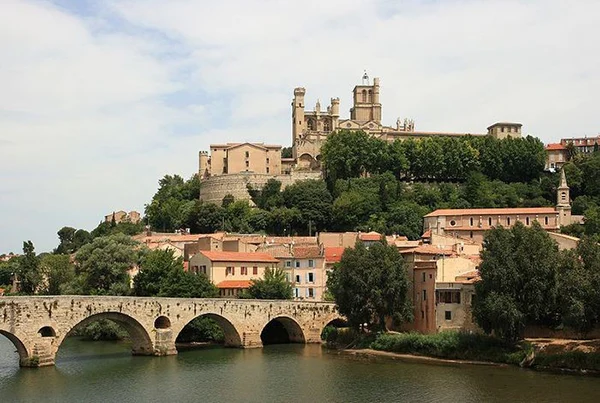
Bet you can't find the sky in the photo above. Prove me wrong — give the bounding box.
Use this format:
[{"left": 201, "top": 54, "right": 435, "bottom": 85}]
[{"left": 1, "top": 0, "right": 599, "bottom": 253}]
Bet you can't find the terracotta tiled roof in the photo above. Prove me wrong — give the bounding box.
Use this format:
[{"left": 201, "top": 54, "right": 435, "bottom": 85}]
[
  {"left": 545, "top": 143, "right": 567, "bottom": 151},
  {"left": 324, "top": 247, "right": 345, "bottom": 263},
  {"left": 359, "top": 231, "right": 382, "bottom": 241},
  {"left": 293, "top": 245, "right": 322, "bottom": 258},
  {"left": 425, "top": 207, "right": 557, "bottom": 217},
  {"left": 216, "top": 280, "right": 252, "bottom": 289},
  {"left": 421, "top": 229, "right": 432, "bottom": 238},
  {"left": 199, "top": 251, "right": 279, "bottom": 263},
  {"left": 455, "top": 270, "right": 480, "bottom": 284},
  {"left": 255, "top": 244, "right": 293, "bottom": 258},
  {"left": 400, "top": 245, "right": 454, "bottom": 255}
]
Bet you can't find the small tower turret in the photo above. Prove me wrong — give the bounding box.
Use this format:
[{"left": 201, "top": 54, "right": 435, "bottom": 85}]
[
  {"left": 292, "top": 87, "right": 306, "bottom": 159},
  {"left": 556, "top": 168, "right": 572, "bottom": 226}
]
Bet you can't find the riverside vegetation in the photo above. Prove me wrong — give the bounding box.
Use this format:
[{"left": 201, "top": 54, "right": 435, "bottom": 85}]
[{"left": 2, "top": 130, "right": 600, "bottom": 361}]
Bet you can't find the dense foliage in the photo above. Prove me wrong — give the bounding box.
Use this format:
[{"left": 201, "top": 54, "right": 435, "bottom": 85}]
[
  {"left": 474, "top": 223, "right": 600, "bottom": 341},
  {"left": 327, "top": 241, "right": 412, "bottom": 330},
  {"left": 241, "top": 268, "right": 293, "bottom": 300}
]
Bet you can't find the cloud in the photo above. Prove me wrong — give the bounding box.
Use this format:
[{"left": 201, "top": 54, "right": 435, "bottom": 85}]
[{"left": 1, "top": 0, "right": 599, "bottom": 252}]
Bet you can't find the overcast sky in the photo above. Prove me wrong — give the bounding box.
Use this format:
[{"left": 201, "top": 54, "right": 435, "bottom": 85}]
[{"left": 1, "top": 0, "right": 599, "bottom": 253}]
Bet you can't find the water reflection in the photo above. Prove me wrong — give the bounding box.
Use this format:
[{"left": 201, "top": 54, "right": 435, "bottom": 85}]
[{"left": 1, "top": 336, "right": 599, "bottom": 403}]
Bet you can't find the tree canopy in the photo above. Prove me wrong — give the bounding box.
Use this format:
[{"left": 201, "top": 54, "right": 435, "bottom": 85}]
[
  {"left": 242, "top": 267, "right": 293, "bottom": 300},
  {"left": 327, "top": 241, "right": 412, "bottom": 331}
]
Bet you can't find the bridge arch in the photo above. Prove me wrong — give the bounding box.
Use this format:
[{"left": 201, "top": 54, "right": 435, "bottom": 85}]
[
  {"left": 0, "top": 330, "right": 31, "bottom": 366},
  {"left": 57, "top": 312, "right": 154, "bottom": 356},
  {"left": 261, "top": 316, "right": 305, "bottom": 345},
  {"left": 175, "top": 313, "right": 242, "bottom": 348}
]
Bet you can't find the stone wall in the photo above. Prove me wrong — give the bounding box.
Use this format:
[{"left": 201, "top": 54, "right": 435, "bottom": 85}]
[
  {"left": 199, "top": 171, "right": 322, "bottom": 205},
  {"left": 0, "top": 296, "right": 340, "bottom": 367}
]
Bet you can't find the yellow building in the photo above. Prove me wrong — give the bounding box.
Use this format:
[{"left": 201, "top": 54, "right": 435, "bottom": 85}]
[{"left": 189, "top": 251, "right": 279, "bottom": 297}]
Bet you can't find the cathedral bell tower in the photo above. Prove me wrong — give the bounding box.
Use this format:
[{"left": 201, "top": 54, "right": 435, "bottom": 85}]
[
  {"left": 556, "top": 168, "right": 572, "bottom": 227},
  {"left": 350, "top": 71, "right": 381, "bottom": 123}
]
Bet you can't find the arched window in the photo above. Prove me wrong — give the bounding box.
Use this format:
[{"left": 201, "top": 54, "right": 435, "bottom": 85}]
[
  {"left": 368, "top": 89, "right": 373, "bottom": 103},
  {"left": 323, "top": 119, "right": 331, "bottom": 132},
  {"left": 307, "top": 118, "right": 316, "bottom": 131},
  {"left": 361, "top": 89, "right": 367, "bottom": 103}
]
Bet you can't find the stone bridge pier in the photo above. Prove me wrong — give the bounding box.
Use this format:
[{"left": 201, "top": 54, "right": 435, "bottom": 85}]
[{"left": 0, "top": 296, "right": 342, "bottom": 367}]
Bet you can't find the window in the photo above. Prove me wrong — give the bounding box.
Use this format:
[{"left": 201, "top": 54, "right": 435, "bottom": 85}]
[
  {"left": 323, "top": 120, "right": 331, "bottom": 132},
  {"left": 308, "top": 288, "right": 314, "bottom": 298},
  {"left": 469, "top": 217, "right": 474, "bottom": 226},
  {"left": 286, "top": 261, "right": 291, "bottom": 267},
  {"left": 191, "top": 266, "right": 199, "bottom": 274},
  {"left": 526, "top": 217, "right": 530, "bottom": 225},
  {"left": 241, "top": 267, "right": 247, "bottom": 275},
  {"left": 295, "top": 261, "right": 300, "bottom": 268},
  {"left": 422, "top": 290, "right": 427, "bottom": 301},
  {"left": 245, "top": 160, "right": 249, "bottom": 168},
  {"left": 422, "top": 272, "right": 426, "bottom": 282},
  {"left": 252, "top": 266, "right": 258, "bottom": 275},
  {"left": 308, "top": 272, "right": 314, "bottom": 283},
  {"left": 200, "top": 265, "right": 207, "bottom": 275},
  {"left": 449, "top": 220, "right": 456, "bottom": 226},
  {"left": 545, "top": 216, "right": 549, "bottom": 225},
  {"left": 308, "top": 259, "right": 314, "bottom": 267},
  {"left": 368, "top": 89, "right": 373, "bottom": 103},
  {"left": 245, "top": 151, "right": 249, "bottom": 158},
  {"left": 445, "top": 311, "right": 452, "bottom": 321},
  {"left": 226, "top": 266, "right": 234, "bottom": 276},
  {"left": 295, "top": 274, "right": 301, "bottom": 283},
  {"left": 361, "top": 89, "right": 367, "bottom": 102},
  {"left": 437, "top": 290, "right": 461, "bottom": 304},
  {"left": 294, "top": 288, "right": 300, "bottom": 298},
  {"left": 507, "top": 217, "right": 511, "bottom": 226},
  {"left": 266, "top": 158, "right": 270, "bottom": 164},
  {"left": 266, "top": 167, "right": 270, "bottom": 174},
  {"left": 429, "top": 274, "right": 433, "bottom": 279},
  {"left": 488, "top": 217, "right": 492, "bottom": 226},
  {"left": 421, "top": 311, "right": 425, "bottom": 319},
  {"left": 470, "top": 231, "right": 473, "bottom": 239}
]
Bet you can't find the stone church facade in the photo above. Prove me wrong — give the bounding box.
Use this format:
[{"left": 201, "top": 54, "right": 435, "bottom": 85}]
[{"left": 198, "top": 73, "right": 523, "bottom": 204}]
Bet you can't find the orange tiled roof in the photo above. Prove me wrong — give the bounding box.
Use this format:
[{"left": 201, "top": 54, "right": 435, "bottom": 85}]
[
  {"left": 425, "top": 207, "right": 557, "bottom": 217},
  {"left": 293, "top": 245, "right": 322, "bottom": 258},
  {"left": 324, "top": 247, "right": 345, "bottom": 263},
  {"left": 199, "top": 251, "right": 279, "bottom": 263},
  {"left": 400, "top": 245, "right": 454, "bottom": 255},
  {"left": 421, "top": 229, "right": 432, "bottom": 238},
  {"left": 545, "top": 143, "right": 567, "bottom": 151},
  {"left": 255, "top": 244, "right": 293, "bottom": 258},
  {"left": 359, "top": 231, "right": 382, "bottom": 241},
  {"left": 216, "top": 280, "right": 252, "bottom": 289}
]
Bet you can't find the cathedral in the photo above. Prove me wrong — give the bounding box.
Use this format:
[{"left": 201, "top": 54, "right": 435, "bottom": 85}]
[{"left": 292, "top": 71, "right": 522, "bottom": 171}]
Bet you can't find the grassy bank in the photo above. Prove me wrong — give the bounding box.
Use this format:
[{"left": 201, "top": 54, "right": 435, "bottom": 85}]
[
  {"left": 535, "top": 351, "right": 600, "bottom": 372},
  {"left": 370, "top": 332, "right": 528, "bottom": 365}
]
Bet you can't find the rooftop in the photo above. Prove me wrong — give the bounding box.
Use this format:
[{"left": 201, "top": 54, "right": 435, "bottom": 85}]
[
  {"left": 424, "top": 207, "right": 557, "bottom": 217},
  {"left": 216, "top": 280, "right": 252, "bottom": 289},
  {"left": 546, "top": 143, "right": 567, "bottom": 151},
  {"left": 324, "top": 247, "right": 345, "bottom": 263},
  {"left": 199, "top": 251, "right": 279, "bottom": 263}
]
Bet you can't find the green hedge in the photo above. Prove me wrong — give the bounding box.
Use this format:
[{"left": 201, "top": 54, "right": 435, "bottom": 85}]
[
  {"left": 536, "top": 351, "right": 600, "bottom": 371},
  {"left": 370, "top": 332, "right": 528, "bottom": 365}
]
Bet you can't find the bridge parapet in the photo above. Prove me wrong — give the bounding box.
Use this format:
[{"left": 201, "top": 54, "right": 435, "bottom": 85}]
[{"left": 0, "top": 296, "right": 341, "bottom": 367}]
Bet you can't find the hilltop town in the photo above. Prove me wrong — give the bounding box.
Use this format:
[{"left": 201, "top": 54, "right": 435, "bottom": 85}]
[{"left": 2, "top": 74, "right": 600, "bottom": 344}]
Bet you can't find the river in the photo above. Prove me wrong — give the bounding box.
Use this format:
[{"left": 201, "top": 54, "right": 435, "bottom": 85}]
[{"left": 1, "top": 337, "right": 599, "bottom": 403}]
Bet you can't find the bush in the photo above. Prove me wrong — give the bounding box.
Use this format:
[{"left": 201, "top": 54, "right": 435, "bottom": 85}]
[
  {"left": 176, "top": 317, "right": 225, "bottom": 344},
  {"left": 535, "top": 351, "right": 600, "bottom": 371},
  {"left": 71, "top": 319, "right": 128, "bottom": 341},
  {"left": 370, "top": 331, "right": 527, "bottom": 364}
]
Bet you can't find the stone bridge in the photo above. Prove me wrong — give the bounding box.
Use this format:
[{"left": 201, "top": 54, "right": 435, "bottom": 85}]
[{"left": 0, "top": 296, "right": 342, "bottom": 367}]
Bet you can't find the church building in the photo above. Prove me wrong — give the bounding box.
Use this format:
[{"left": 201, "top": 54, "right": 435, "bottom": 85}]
[{"left": 423, "top": 169, "right": 573, "bottom": 243}]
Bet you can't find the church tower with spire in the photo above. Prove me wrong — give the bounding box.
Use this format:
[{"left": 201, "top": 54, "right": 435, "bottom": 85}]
[{"left": 556, "top": 168, "right": 572, "bottom": 226}]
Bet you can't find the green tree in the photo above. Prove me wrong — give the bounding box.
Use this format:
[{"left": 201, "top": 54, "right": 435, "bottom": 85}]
[
  {"left": 39, "top": 254, "right": 75, "bottom": 295},
  {"left": 473, "top": 222, "right": 560, "bottom": 342},
  {"left": 158, "top": 269, "right": 219, "bottom": 298},
  {"left": 557, "top": 239, "right": 600, "bottom": 333},
  {"left": 282, "top": 179, "right": 332, "bottom": 232},
  {"left": 134, "top": 249, "right": 184, "bottom": 297},
  {"left": 327, "top": 241, "right": 412, "bottom": 331},
  {"left": 247, "top": 179, "right": 284, "bottom": 210},
  {"left": 320, "top": 130, "right": 376, "bottom": 183},
  {"left": 17, "top": 241, "right": 41, "bottom": 294},
  {"left": 75, "top": 233, "right": 141, "bottom": 295},
  {"left": 242, "top": 267, "right": 292, "bottom": 299}
]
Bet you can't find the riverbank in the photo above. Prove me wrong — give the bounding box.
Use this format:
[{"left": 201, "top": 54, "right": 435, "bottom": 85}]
[{"left": 325, "top": 330, "right": 600, "bottom": 375}]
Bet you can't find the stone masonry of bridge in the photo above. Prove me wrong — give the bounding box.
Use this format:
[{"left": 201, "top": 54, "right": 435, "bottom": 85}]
[{"left": 0, "top": 296, "right": 341, "bottom": 367}]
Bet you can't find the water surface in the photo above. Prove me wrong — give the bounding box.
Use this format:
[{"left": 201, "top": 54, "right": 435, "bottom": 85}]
[{"left": 0, "top": 337, "right": 599, "bottom": 403}]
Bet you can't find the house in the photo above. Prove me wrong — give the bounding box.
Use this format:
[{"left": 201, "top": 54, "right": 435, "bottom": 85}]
[
  {"left": 188, "top": 251, "right": 279, "bottom": 297},
  {"left": 545, "top": 143, "right": 568, "bottom": 171}
]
